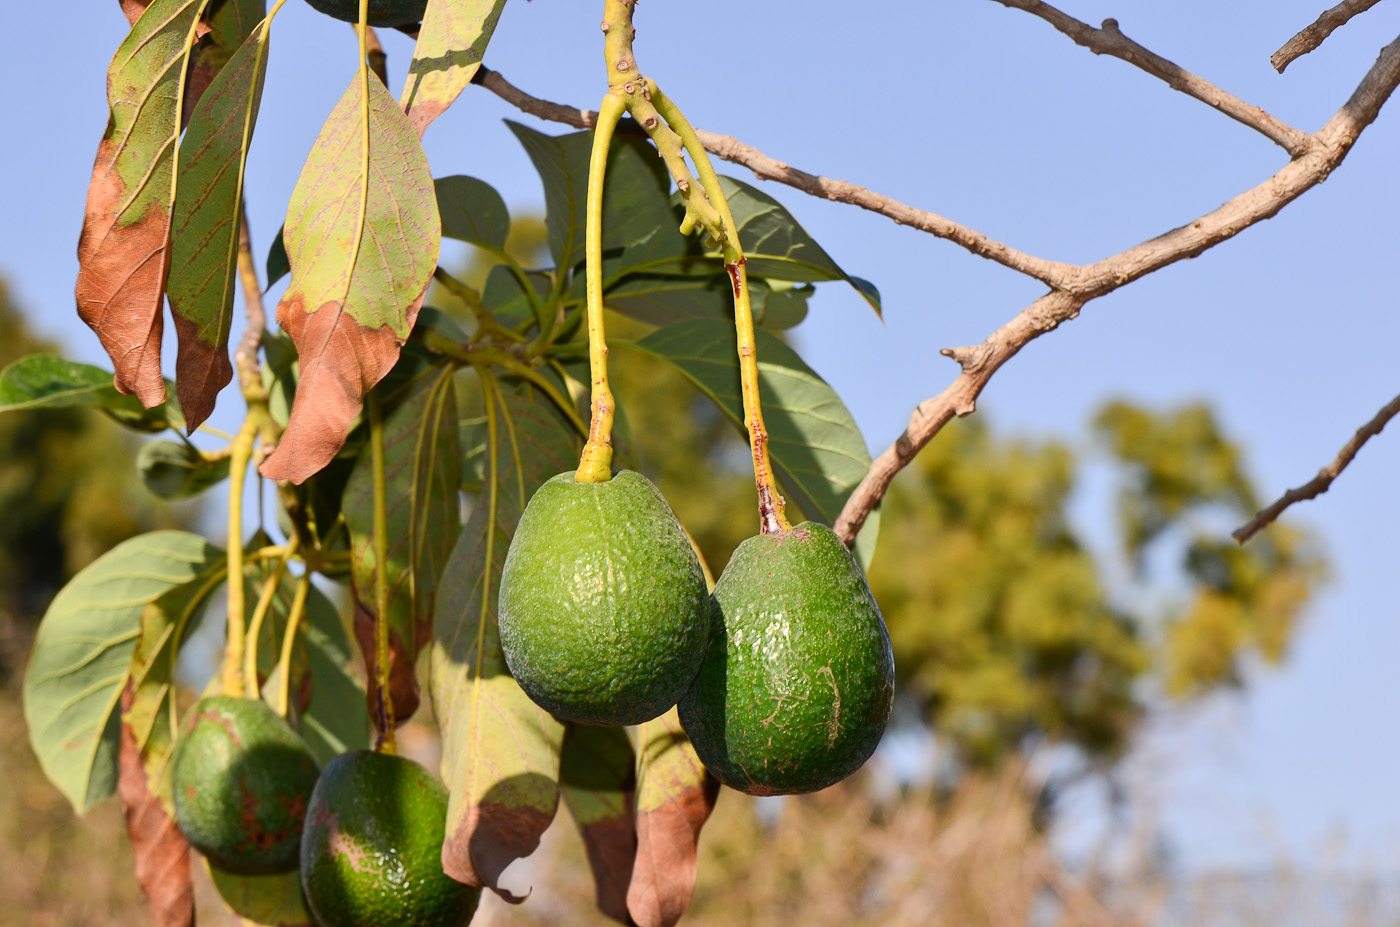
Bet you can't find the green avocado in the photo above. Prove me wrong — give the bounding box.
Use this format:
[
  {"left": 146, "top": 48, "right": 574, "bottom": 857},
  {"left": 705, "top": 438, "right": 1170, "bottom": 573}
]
[
  {"left": 300, "top": 750, "right": 480, "bottom": 927},
  {"left": 302, "top": 0, "right": 428, "bottom": 27},
  {"left": 678, "top": 522, "right": 895, "bottom": 795},
  {"left": 497, "top": 470, "right": 711, "bottom": 726},
  {"left": 170, "top": 695, "right": 321, "bottom": 874}
]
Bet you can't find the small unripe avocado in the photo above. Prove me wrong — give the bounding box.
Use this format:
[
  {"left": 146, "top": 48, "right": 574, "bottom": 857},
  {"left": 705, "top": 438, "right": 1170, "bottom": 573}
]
[
  {"left": 678, "top": 522, "right": 895, "bottom": 795},
  {"left": 300, "top": 750, "right": 480, "bottom": 927},
  {"left": 302, "top": 0, "right": 428, "bottom": 27},
  {"left": 497, "top": 470, "right": 710, "bottom": 726},
  {"left": 170, "top": 695, "right": 321, "bottom": 874}
]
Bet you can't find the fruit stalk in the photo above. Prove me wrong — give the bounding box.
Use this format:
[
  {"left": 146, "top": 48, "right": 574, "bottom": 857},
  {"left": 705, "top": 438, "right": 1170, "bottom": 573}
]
[
  {"left": 574, "top": 91, "right": 628, "bottom": 484},
  {"left": 221, "top": 417, "right": 259, "bottom": 696},
  {"left": 243, "top": 535, "right": 300, "bottom": 700},
  {"left": 276, "top": 572, "right": 312, "bottom": 719}
]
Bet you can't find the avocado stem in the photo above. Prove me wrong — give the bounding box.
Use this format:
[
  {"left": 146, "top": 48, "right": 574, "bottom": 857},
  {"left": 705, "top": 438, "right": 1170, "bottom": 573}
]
[
  {"left": 574, "top": 91, "right": 628, "bottom": 484},
  {"left": 221, "top": 417, "right": 259, "bottom": 697}
]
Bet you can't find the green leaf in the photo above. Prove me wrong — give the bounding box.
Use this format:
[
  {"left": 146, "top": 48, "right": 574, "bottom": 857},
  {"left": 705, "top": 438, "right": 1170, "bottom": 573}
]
[
  {"left": 344, "top": 362, "right": 460, "bottom": 726},
  {"left": 559, "top": 725, "right": 637, "bottom": 924},
  {"left": 432, "top": 384, "right": 579, "bottom": 900},
  {"left": 628, "top": 707, "right": 718, "bottom": 927},
  {"left": 137, "top": 439, "right": 232, "bottom": 500},
  {"left": 601, "top": 274, "right": 807, "bottom": 330},
  {"left": 208, "top": 865, "right": 314, "bottom": 927},
  {"left": 168, "top": 9, "right": 273, "bottom": 429},
  {"left": 0, "top": 354, "right": 185, "bottom": 432},
  {"left": 184, "top": 0, "right": 264, "bottom": 122},
  {"left": 402, "top": 0, "right": 508, "bottom": 136},
  {"left": 265, "top": 225, "right": 289, "bottom": 289},
  {"left": 436, "top": 175, "right": 510, "bottom": 250},
  {"left": 481, "top": 264, "right": 552, "bottom": 332},
  {"left": 260, "top": 72, "right": 441, "bottom": 484},
  {"left": 506, "top": 122, "right": 676, "bottom": 276},
  {"left": 625, "top": 319, "right": 880, "bottom": 563},
  {"left": 75, "top": 0, "right": 209, "bottom": 408},
  {"left": 24, "top": 531, "right": 222, "bottom": 813},
  {"left": 300, "top": 584, "right": 372, "bottom": 764}
]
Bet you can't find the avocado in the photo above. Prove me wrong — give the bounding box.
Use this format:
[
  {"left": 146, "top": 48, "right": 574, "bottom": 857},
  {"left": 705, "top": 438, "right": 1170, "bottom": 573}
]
[
  {"left": 678, "top": 522, "right": 895, "bottom": 795},
  {"left": 497, "top": 470, "right": 710, "bottom": 726},
  {"left": 170, "top": 695, "right": 321, "bottom": 874},
  {"left": 301, "top": 750, "right": 480, "bottom": 927},
  {"left": 302, "top": 0, "right": 428, "bottom": 27}
]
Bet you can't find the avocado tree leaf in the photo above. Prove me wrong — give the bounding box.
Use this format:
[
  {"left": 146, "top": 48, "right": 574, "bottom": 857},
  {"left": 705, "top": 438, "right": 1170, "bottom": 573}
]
[
  {"left": 208, "top": 866, "right": 314, "bottom": 927},
  {"left": 344, "top": 361, "right": 460, "bottom": 730},
  {"left": 506, "top": 122, "right": 677, "bottom": 277},
  {"left": 138, "top": 439, "right": 232, "bottom": 500},
  {"left": 625, "top": 319, "right": 881, "bottom": 562},
  {"left": 167, "top": 8, "right": 273, "bottom": 429},
  {"left": 432, "top": 385, "right": 579, "bottom": 901},
  {"left": 628, "top": 707, "right": 719, "bottom": 927},
  {"left": 600, "top": 274, "right": 807, "bottom": 331},
  {"left": 0, "top": 354, "right": 185, "bottom": 432},
  {"left": 182, "top": 0, "right": 263, "bottom": 123},
  {"left": 23, "top": 531, "right": 222, "bottom": 814},
  {"left": 559, "top": 725, "right": 637, "bottom": 924},
  {"left": 259, "top": 72, "right": 440, "bottom": 484},
  {"left": 402, "top": 0, "right": 508, "bottom": 136},
  {"left": 264, "top": 225, "right": 289, "bottom": 289},
  {"left": 75, "top": 0, "right": 209, "bottom": 409},
  {"left": 436, "top": 175, "right": 511, "bottom": 251}
]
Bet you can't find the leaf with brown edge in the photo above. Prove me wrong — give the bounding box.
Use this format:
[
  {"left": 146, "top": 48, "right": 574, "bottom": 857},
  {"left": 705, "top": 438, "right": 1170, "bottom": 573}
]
[
  {"left": 344, "top": 361, "right": 460, "bottom": 729},
  {"left": 259, "top": 72, "right": 440, "bottom": 483},
  {"left": 560, "top": 724, "right": 637, "bottom": 925},
  {"left": 77, "top": 0, "right": 209, "bottom": 409},
  {"left": 627, "top": 708, "right": 719, "bottom": 927},
  {"left": 402, "top": 0, "right": 507, "bottom": 137},
  {"left": 208, "top": 865, "right": 314, "bottom": 927},
  {"left": 431, "top": 383, "right": 580, "bottom": 901},
  {"left": 169, "top": 9, "right": 273, "bottom": 429}
]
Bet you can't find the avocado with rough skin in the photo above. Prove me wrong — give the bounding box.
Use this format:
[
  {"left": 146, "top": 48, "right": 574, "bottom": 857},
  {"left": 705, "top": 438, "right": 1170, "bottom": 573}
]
[
  {"left": 497, "top": 470, "right": 711, "bottom": 726},
  {"left": 302, "top": 0, "right": 428, "bottom": 27},
  {"left": 170, "top": 695, "right": 321, "bottom": 874},
  {"left": 300, "top": 750, "right": 480, "bottom": 927},
  {"left": 678, "top": 522, "right": 895, "bottom": 795}
]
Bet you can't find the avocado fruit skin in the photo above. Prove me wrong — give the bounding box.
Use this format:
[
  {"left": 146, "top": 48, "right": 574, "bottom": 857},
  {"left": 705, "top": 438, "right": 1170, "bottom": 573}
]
[
  {"left": 678, "top": 522, "right": 894, "bottom": 795},
  {"left": 170, "top": 695, "right": 321, "bottom": 874},
  {"left": 497, "top": 470, "right": 711, "bottom": 726},
  {"left": 302, "top": 0, "right": 428, "bottom": 27},
  {"left": 301, "top": 750, "right": 480, "bottom": 927}
]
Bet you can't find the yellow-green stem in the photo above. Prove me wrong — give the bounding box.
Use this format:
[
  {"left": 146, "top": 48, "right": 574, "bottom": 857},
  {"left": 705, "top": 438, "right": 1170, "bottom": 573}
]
[
  {"left": 276, "top": 572, "right": 312, "bottom": 719},
  {"left": 574, "top": 91, "right": 628, "bottom": 484},
  {"left": 368, "top": 388, "right": 396, "bottom": 753},
  {"left": 242, "top": 535, "right": 300, "bottom": 700},
  {"left": 221, "top": 418, "right": 259, "bottom": 696}
]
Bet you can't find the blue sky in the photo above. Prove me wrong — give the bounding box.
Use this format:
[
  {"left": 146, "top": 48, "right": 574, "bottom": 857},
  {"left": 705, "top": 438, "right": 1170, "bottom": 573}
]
[{"left": 4, "top": 0, "right": 1399, "bottom": 873}]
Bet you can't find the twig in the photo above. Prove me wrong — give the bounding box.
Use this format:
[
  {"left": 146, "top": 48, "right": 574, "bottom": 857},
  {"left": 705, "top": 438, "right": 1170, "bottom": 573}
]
[
  {"left": 234, "top": 206, "right": 266, "bottom": 400},
  {"left": 832, "top": 31, "right": 1400, "bottom": 544},
  {"left": 1273, "top": 0, "right": 1386, "bottom": 73},
  {"left": 991, "top": 0, "right": 1312, "bottom": 157},
  {"left": 1233, "top": 392, "right": 1400, "bottom": 543},
  {"left": 364, "top": 25, "right": 388, "bottom": 85}
]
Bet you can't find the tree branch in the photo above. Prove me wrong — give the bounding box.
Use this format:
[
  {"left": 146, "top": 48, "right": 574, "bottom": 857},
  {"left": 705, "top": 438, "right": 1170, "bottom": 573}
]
[
  {"left": 1232, "top": 392, "right": 1400, "bottom": 543},
  {"left": 833, "top": 32, "right": 1400, "bottom": 544},
  {"left": 990, "top": 0, "right": 1312, "bottom": 157},
  {"left": 1272, "top": 0, "right": 1386, "bottom": 73}
]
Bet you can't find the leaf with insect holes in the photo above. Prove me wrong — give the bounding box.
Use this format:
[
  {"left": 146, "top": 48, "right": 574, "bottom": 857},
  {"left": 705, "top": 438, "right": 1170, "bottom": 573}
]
[
  {"left": 343, "top": 362, "right": 460, "bottom": 730},
  {"left": 23, "top": 531, "right": 221, "bottom": 814},
  {"left": 259, "top": 73, "right": 440, "bottom": 484},
  {"left": 626, "top": 319, "right": 881, "bottom": 568},
  {"left": 403, "top": 0, "right": 508, "bottom": 136},
  {"left": 75, "top": 0, "right": 209, "bottom": 409},
  {"left": 167, "top": 8, "right": 272, "bottom": 429},
  {"left": 432, "top": 385, "right": 580, "bottom": 900}
]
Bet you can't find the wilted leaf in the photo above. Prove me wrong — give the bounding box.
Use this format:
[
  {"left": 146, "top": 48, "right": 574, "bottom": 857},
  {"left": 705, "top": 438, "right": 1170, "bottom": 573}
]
[
  {"left": 625, "top": 319, "right": 881, "bottom": 565},
  {"left": 403, "top": 0, "right": 507, "bottom": 136},
  {"left": 627, "top": 708, "right": 718, "bottom": 927},
  {"left": 0, "top": 353, "right": 185, "bottom": 432},
  {"left": 344, "top": 362, "right": 460, "bottom": 729},
  {"left": 560, "top": 725, "right": 637, "bottom": 924},
  {"left": 432, "top": 385, "right": 579, "bottom": 900},
  {"left": 119, "top": 694, "right": 194, "bottom": 927},
  {"left": 76, "top": 0, "right": 208, "bottom": 408},
  {"left": 24, "top": 531, "right": 221, "bottom": 813},
  {"left": 168, "top": 8, "right": 273, "bottom": 428},
  {"left": 138, "top": 439, "right": 232, "bottom": 500},
  {"left": 259, "top": 72, "right": 440, "bottom": 483}
]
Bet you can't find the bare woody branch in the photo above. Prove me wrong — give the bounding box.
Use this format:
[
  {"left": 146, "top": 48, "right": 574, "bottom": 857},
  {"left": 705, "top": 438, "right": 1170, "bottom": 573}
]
[
  {"left": 1273, "top": 0, "right": 1386, "bottom": 73},
  {"left": 833, "top": 32, "right": 1400, "bottom": 544},
  {"left": 990, "top": 0, "right": 1312, "bottom": 157},
  {"left": 1233, "top": 392, "right": 1400, "bottom": 543}
]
